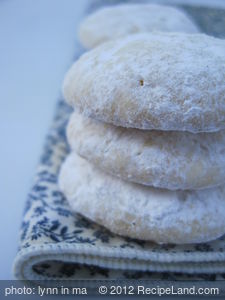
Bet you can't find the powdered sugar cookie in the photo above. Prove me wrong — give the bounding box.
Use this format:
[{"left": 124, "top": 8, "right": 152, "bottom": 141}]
[
  {"left": 79, "top": 4, "right": 199, "bottom": 49},
  {"left": 67, "top": 112, "right": 225, "bottom": 190},
  {"left": 59, "top": 153, "right": 225, "bottom": 244},
  {"left": 63, "top": 32, "right": 225, "bottom": 133}
]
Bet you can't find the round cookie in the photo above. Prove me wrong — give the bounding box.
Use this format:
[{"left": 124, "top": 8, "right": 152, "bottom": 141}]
[
  {"left": 78, "top": 4, "right": 199, "bottom": 49},
  {"left": 59, "top": 153, "right": 225, "bottom": 244},
  {"left": 67, "top": 112, "right": 225, "bottom": 190},
  {"left": 63, "top": 32, "right": 225, "bottom": 133}
]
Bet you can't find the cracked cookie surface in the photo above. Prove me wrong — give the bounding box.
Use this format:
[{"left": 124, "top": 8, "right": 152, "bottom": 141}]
[
  {"left": 63, "top": 32, "right": 225, "bottom": 132},
  {"left": 59, "top": 153, "right": 225, "bottom": 244}
]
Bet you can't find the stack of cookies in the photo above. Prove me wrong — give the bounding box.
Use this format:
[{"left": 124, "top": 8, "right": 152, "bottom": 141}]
[{"left": 59, "top": 4, "right": 225, "bottom": 245}]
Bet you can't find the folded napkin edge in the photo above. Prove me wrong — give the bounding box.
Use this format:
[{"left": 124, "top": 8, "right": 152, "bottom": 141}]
[{"left": 13, "top": 242, "right": 225, "bottom": 280}]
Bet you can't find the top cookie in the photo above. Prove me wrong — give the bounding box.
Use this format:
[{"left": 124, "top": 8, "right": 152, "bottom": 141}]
[
  {"left": 78, "top": 4, "right": 199, "bottom": 49},
  {"left": 63, "top": 32, "right": 225, "bottom": 133}
]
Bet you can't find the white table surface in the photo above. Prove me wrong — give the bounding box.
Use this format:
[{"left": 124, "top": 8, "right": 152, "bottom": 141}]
[{"left": 0, "top": 0, "right": 87, "bottom": 280}]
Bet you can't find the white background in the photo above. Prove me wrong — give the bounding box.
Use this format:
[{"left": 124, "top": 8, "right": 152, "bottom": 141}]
[{"left": 0, "top": 0, "right": 87, "bottom": 279}]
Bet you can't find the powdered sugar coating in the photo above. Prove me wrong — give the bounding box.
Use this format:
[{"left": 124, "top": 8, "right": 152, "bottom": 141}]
[
  {"left": 63, "top": 32, "right": 225, "bottom": 132},
  {"left": 59, "top": 153, "right": 225, "bottom": 244},
  {"left": 78, "top": 4, "right": 199, "bottom": 49},
  {"left": 67, "top": 112, "right": 225, "bottom": 190}
]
